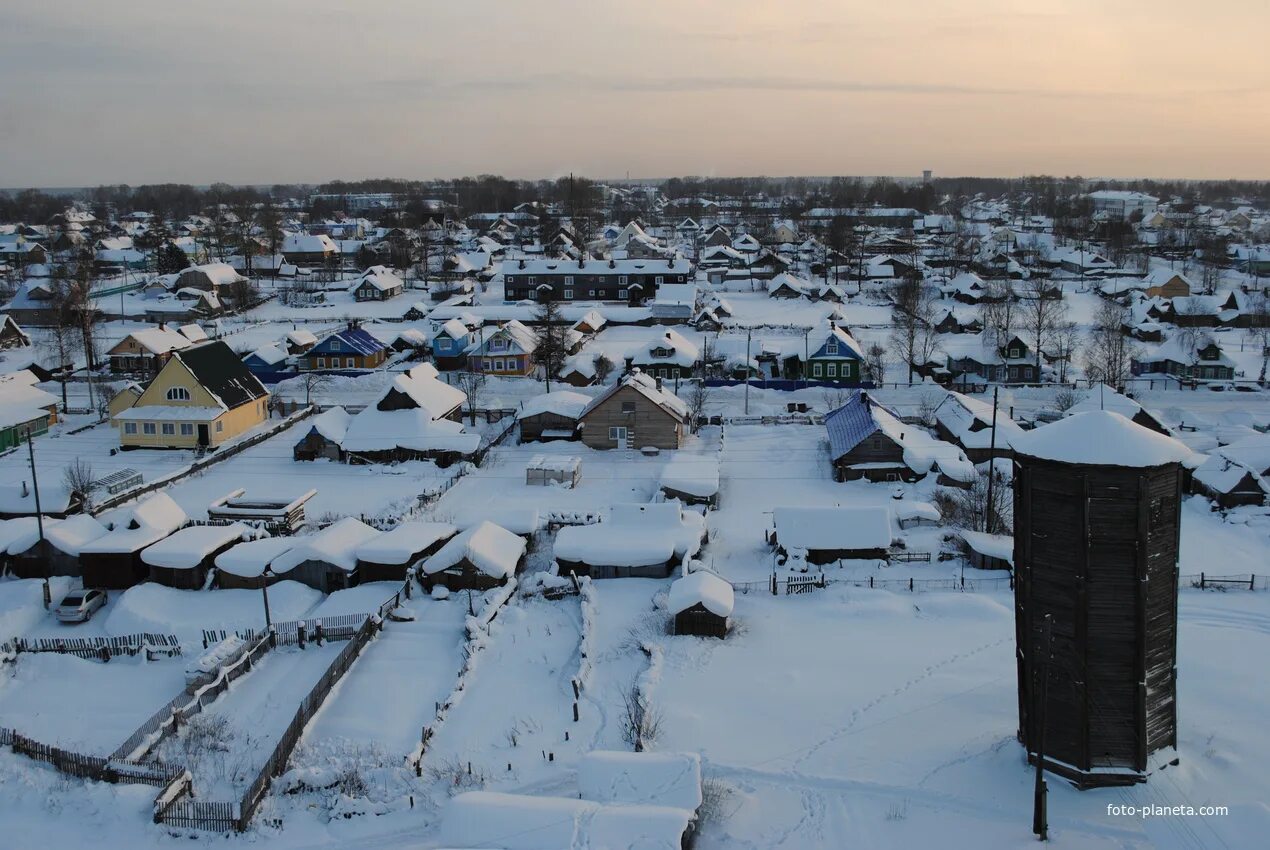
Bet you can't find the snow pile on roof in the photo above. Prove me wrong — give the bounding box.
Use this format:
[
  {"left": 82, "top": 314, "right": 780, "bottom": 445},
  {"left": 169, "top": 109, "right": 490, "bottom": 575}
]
[
  {"left": 893, "top": 500, "right": 941, "bottom": 523},
  {"left": 668, "top": 571, "right": 734, "bottom": 618},
  {"left": 1013, "top": 411, "right": 1194, "bottom": 467},
  {"left": 577, "top": 750, "right": 703, "bottom": 810},
  {"left": 581, "top": 370, "right": 689, "bottom": 421},
  {"left": 84, "top": 492, "right": 189, "bottom": 554},
  {"left": 555, "top": 502, "right": 703, "bottom": 567},
  {"left": 247, "top": 341, "right": 289, "bottom": 366},
  {"left": 214, "top": 536, "right": 296, "bottom": 578},
  {"left": 959, "top": 529, "right": 1014, "bottom": 564},
  {"left": 828, "top": 391, "right": 974, "bottom": 478},
  {"left": 526, "top": 455, "right": 581, "bottom": 474},
  {"left": 141, "top": 523, "right": 250, "bottom": 570},
  {"left": 423, "top": 520, "right": 525, "bottom": 578},
  {"left": 126, "top": 325, "right": 193, "bottom": 356},
  {"left": 355, "top": 521, "right": 457, "bottom": 565},
  {"left": 308, "top": 406, "right": 351, "bottom": 443},
  {"left": 0, "top": 478, "right": 76, "bottom": 516},
  {"left": 659, "top": 453, "right": 719, "bottom": 499},
  {"left": 453, "top": 507, "right": 541, "bottom": 536},
  {"left": 773, "top": 506, "right": 892, "bottom": 552},
  {"left": 517, "top": 390, "right": 591, "bottom": 420},
  {"left": 642, "top": 328, "right": 699, "bottom": 368},
  {"left": 339, "top": 366, "right": 478, "bottom": 456},
  {"left": 1192, "top": 454, "right": 1270, "bottom": 496},
  {"left": 356, "top": 265, "right": 403, "bottom": 292},
  {"left": 1066, "top": 384, "right": 1153, "bottom": 421},
  {"left": 286, "top": 328, "right": 318, "bottom": 348},
  {"left": 271, "top": 517, "right": 380, "bottom": 574},
  {"left": 934, "top": 391, "right": 1026, "bottom": 451},
  {"left": 439, "top": 791, "right": 692, "bottom": 850}
]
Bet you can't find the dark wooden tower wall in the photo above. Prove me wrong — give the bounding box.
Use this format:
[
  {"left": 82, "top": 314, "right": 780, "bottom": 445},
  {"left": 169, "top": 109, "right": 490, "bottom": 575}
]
[{"left": 1013, "top": 457, "right": 1182, "bottom": 787}]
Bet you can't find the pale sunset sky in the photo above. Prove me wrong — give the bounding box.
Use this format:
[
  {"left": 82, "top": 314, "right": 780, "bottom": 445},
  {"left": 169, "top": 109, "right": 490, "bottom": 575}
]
[{"left": 1, "top": 0, "right": 1266, "bottom": 186}]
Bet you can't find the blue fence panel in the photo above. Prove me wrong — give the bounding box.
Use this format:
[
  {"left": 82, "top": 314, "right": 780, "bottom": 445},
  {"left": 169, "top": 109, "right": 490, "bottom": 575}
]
[{"left": 702, "top": 378, "right": 876, "bottom": 392}]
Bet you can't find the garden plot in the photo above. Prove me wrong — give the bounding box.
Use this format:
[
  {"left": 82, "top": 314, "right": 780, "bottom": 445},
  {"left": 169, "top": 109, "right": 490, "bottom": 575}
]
[
  {"left": 154, "top": 641, "right": 341, "bottom": 800},
  {"left": 0, "top": 420, "right": 194, "bottom": 494},
  {"left": 298, "top": 594, "right": 468, "bottom": 765},
  {"left": 645, "top": 584, "right": 1270, "bottom": 850},
  {"left": 0, "top": 576, "right": 75, "bottom": 638},
  {"left": 0, "top": 651, "right": 187, "bottom": 755},
  {"left": 422, "top": 595, "right": 587, "bottom": 795}
]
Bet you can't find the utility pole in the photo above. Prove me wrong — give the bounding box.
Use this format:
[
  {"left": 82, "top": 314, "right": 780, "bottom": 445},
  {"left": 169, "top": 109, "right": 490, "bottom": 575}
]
[
  {"left": 1032, "top": 613, "right": 1052, "bottom": 841},
  {"left": 803, "top": 327, "right": 811, "bottom": 389},
  {"left": 26, "top": 428, "right": 50, "bottom": 609},
  {"left": 744, "top": 329, "right": 752, "bottom": 415},
  {"left": 984, "top": 386, "right": 1000, "bottom": 534}
]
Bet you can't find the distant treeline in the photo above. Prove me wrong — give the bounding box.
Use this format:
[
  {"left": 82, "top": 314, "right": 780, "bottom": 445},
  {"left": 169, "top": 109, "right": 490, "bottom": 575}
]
[{"left": 1, "top": 173, "right": 1265, "bottom": 224}]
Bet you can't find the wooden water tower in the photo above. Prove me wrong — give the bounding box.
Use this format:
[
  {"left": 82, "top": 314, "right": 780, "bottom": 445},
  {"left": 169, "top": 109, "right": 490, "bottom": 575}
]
[{"left": 1012, "top": 411, "right": 1190, "bottom": 787}]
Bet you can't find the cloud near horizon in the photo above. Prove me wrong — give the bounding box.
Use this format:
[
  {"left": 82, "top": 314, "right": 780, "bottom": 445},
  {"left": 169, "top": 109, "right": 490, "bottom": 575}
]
[{"left": 2, "top": 0, "right": 1267, "bottom": 186}]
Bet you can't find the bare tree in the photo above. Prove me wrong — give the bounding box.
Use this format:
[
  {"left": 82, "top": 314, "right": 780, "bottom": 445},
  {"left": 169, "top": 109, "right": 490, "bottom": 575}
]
[
  {"left": 1082, "top": 300, "right": 1139, "bottom": 389},
  {"left": 865, "top": 343, "right": 887, "bottom": 384},
  {"left": 888, "top": 277, "right": 939, "bottom": 382},
  {"left": 533, "top": 293, "right": 570, "bottom": 392},
  {"left": 300, "top": 371, "right": 332, "bottom": 406},
  {"left": 1050, "top": 320, "right": 1080, "bottom": 384},
  {"left": 63, "top": 459, "right": 97, "bottom": 509},
  {"left": 1246, "top": 289, "right": 1270, "bottom": 384},
  {"left": 454, "top": 369, "right": 488, "bottom": 426},
  {"left": 592, "top": 353, "right": 615, "bottom": 384},
  {"left": 1051, "top": 387, "right": 1079, "bottom": 413},
  {"left": 1018, "top": 278, "right": 1068, "bottom": 377},
  {"left": 979, "top": 281, "right": 1017, "bottom": 347},
  {"left": 685, "top": 380, "right": 709, "bottom": 432}
]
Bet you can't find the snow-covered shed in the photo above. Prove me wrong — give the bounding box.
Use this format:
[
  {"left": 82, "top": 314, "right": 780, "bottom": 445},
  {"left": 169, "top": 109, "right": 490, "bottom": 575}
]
[
  {"left": 933, "top": 391, "right": 1027, "bottom": 463},
  {"left": 1190, "top": 453, "right": 1269, "bottom": 508},
  {"left": 894, "top": 500, "right": 941, "bottom": 529},
  {"left": 769, "top": 506, "right": 893, "bottom": 565},
  {"left": 421, "top": 520, "right": 525, "bottom": 591},
  {"left": 270, "top": 517, "right": 381, "bottom": 592},
  {"left": 1065, "top": 384, "right": 1170, "bottom": 435},
  {"left": 658, "top": 453, "right": 720, "bottom": 506},
  {"left": 959, "top": 529, "right": 1014, "bottom": 571},
  {"left": 355, "top": 520, "right": 458, "bottom": 582},
  {"left": 525, "top": 455, "right": 581, "bottom": 488},
  {"left": 516, "top": 390, "right": 590, "bottom": 442},
  {"left": 2, "top": 513, "right": 107, "bottom": 578},
  {"left": 293, "top": 406, "right": 351, "bottom": 461},
  {"left": 439, "top": 790, "right": 694, "bottom": 850},
  {"left": 206, "top": 488, "right": 316, "bottom": 533},
  {"left": 80, "top": 492, "right": 190, "bottom": 589},
  {"left": 554, "top": 502, "right": 705, "bottom": 579},
  {"left": 141, "top": 522, "right": 250, "bottom": 589},
  {"left": 668, "top": 571, "right": 734, "bottom": 638},
  {"left": 214, "top": 536, "right": 297, "bottom": 589}
]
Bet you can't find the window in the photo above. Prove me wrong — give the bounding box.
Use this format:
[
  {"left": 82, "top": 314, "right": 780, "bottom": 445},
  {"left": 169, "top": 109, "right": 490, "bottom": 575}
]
[
  {"left": 621, "top": 401, "right": 636, "bottom": 413},
  {"left": 588, "top": 290, "right": 596, "bottom": 297},
  {"left": 316, "top": 357, "right": 326, "bottom": 368},
  {"left": 346, "top": 357, "right": 355, "bottom": 368},
  {"left": 493, "top": 359, "right": 504, "bottom": 371},
  {"left": 1009, "top": 348, "right": 1019, "bottom": 358},
  {"left": 216, "top": 420, "right": 223, "bottom": 432},
  {"left": 180, "top": 423, "right": 194, "bottom": 436},
  {"left": 618, "top": 289, "right": 627, "bottom": 299},
  {"left": 527, "top": 276, "right": 537, "bottom": 285},
  {"left": 143, "top": 422, "right": 156, "bottom": 435},
  {"left": 492, "top": 337, "right": 505, "bottom": 350},
  {"left": 608, "top": 426, "right": 627, "bottom": 441},
  {"left": 655, "top": 276, "right": 664, "bottom": 285},
  {"left": 826, "top": 341, "right": 838, "bottom": 355},
  {"left": 1009, "top": 366, "right": 1018, "bottom": 380},
  {"left": 826, "top": 363, "right": 837, "bottom": 378},
  {"left": 885, "top": 473, "right": 900, "bottom": 482},
  {"left": 161, "top": 423, "right": 175, "bottom": 435},
  {"left": 812, "top": 363, "right": 823, "bottom": 377},
  {"left": 124, "top": 422, "right": 137, "bottom": 435},
  {"left": 331, "top": 340, "right": 341, "bottom": 351},
  {"left": 483, "top": 358, "right": 492, "bottom": 371},
  {"left": 166, "top": 387, "right": 191, "bottom": 401},
  {"left": 565, "top": 276, "right": 574, "bottom": 285},
  {"left": 618, "top": 275, "right": 628, "bottom": 285},
  {"left": 564, "top": 289, "right": 574, "bottom": 299}
]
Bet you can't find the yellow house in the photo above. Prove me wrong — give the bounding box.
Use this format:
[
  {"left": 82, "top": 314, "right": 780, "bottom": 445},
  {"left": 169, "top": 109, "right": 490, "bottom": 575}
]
[
  {"left": 1143, "top": 269, "right": 1193, "bottom": 299},
  {"left": 111, "top": 340, "right": 270, "bottom": 449}
]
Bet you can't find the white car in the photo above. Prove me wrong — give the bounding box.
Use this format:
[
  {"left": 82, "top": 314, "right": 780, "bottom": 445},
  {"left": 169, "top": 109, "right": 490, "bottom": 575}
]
[{"left": 55, "top": 589, "right": 108, "bottom": 623}]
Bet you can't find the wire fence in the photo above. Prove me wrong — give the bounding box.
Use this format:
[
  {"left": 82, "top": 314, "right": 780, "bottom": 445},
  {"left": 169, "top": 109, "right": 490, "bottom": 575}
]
[{"left": 731, "top": 572, "right": 1267, "bottom": 596}]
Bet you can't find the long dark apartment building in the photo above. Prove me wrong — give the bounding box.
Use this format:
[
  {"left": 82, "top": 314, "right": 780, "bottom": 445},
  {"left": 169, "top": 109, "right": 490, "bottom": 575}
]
[{"left": 502, "top": 257, "right": 691, "bottom": 305}]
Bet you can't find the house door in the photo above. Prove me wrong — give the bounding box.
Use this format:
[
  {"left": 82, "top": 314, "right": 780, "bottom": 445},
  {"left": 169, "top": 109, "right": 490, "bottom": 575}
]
[
  {"left": 610, "top": 426, "right": 627, "bottom": 446},
  {"left": 197, "top": 424, "right": 210, "bottom": 446}
]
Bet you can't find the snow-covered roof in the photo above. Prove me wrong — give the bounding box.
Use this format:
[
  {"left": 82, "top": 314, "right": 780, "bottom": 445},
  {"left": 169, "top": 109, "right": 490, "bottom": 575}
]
[
  {"left": 659, "top": 453, "right": 719, "bottom": 499},
  {"left": 355, "top": 265, "right": 403, "bottom": 292},
  {"left": 83, "top": 492, "right": 188, "bottom": 554},
  {"left": 213, "top": 536, "right": 296, "bottom": 578},
  {"left": 517, "top": 390, "right": 591, "bottom": 420},
  {"left": 1013, "top": 410, "right": 1194, "bottom": 467},
  {"left": 554, "top": 503, "right": 703, "bottom": 567},
  {"left": 141, "top": 522, "right": 249, "bottom": 570},
  {"left": 355, "top": 521, "right": 458, "bottom": 565},
  {"left": 124, "top": 326, "right": 193, "bottom": 356},
  {"left": 308, "top": 406, "right": 351, "bottom": 443},
  {"left": 773, "top": 506, "right": 892, "bottom": 552},
  {"left": 577, "top": 750, "right": 703, "bottom": 810},
  {"left": 934, "top": 391, "right": 1027, "bottom": 451},
  {"left": 422, "top": 520, "right": 525, "bottom": 578},
  {"left": 667, "top": 571, "right": 734, "bottom": 618},
  {"left": 39, "top": 514, "right": 109, "bottom": 556},
  {"left": 271, "top": 517, "right": 381, "bottom": 573},
  {"left": 580, "top": 370, "right": 689, "bottom": 422},
  {"left": 1193, "top": 454, "right": 1270, "bottom": 496},
  {"left": 893, "top": 500, "right": 941, "bottom": 523},
  {"left": 959, "top": 529, "right": 1014, "bottom": 564}
]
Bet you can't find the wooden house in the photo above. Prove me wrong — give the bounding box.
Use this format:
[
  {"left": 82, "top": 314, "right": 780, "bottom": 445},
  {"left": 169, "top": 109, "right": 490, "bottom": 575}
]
[
  {"left": 933, "top": 391, "right": 1026, "bottom": 462},
  {"left": 111, "top": 340, "right": 269, "bottom": 450},
  {"left": 430, "top": 318, "right": 479, "bottom": 370},
  {"left": 805, "top": 325, "right": 866, "bottom": 382},
  {"left": 420, "top": 521, "right": 525, "bottom": 591},
  {"left": 298, "top": 324, "right": 389, "bottom": 371},
  {"left": 107, "top": 325, "right": 195, "bottom": 376},
  {"left": 1142, "top": 269, "right": 1192, "bottom": 299},
  {"left": 669, "top": 571, "right": 733, "bottom": 638},
  {"left": 577, "top": 370, "right": 688, "bottom": 451},
  {"left": 825, "top": 392, "right": 921, "bottom": 482},
  {"left": 213, "top": 537, "right": 296, "bottom": 590},
  {"left": 1190, "top": 454, "right": 1269, "bottom": 508},
  {"left": 355, "top": 521, "right": 458, "bottom": 582},
  {"left": 352, "top": 265, "right": 404, "bottom": 301},
  {"left": 2, "top": 514, "right": 107, "bottom": 579},
  {"left": 0, "top": 314, "right": 32, "bottom": 350},
  {"left": 269, "top": 517, "right": 381, "bottom": 593},
  {"left": 292, "top": 407, "right": 351, "bottom": 461},
  {"left": 554, "top": 503, "right": 704, "bottom": 579},
  {"left": 629, "top": 328, "right": 700, "bottom": 380},
  {"left": 958, "top": 529, "right": 1013, "bottom": 571},
  {"left": 466, "top": 320, "right": 538, "bottom": 376},
  {"left": 337, "top": 364, "right": 478, "bottom": 465}
]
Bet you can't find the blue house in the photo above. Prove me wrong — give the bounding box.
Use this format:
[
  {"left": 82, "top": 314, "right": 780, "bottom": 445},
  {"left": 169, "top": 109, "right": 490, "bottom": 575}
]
[
  {"left": 825, "top": 391, "right": 916, "bottom": 482},
  {"left": 805, "top": 325, "right": 866, "bottom": 382},
  {"left": 298, "top": 325, "right": 389, "bottom": 371},
  {"left": 242, "top": 342, "right": 290, "bottom": 375},
  {"left": 431, "top": 318, "right": 478, "bottom": 370}
]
